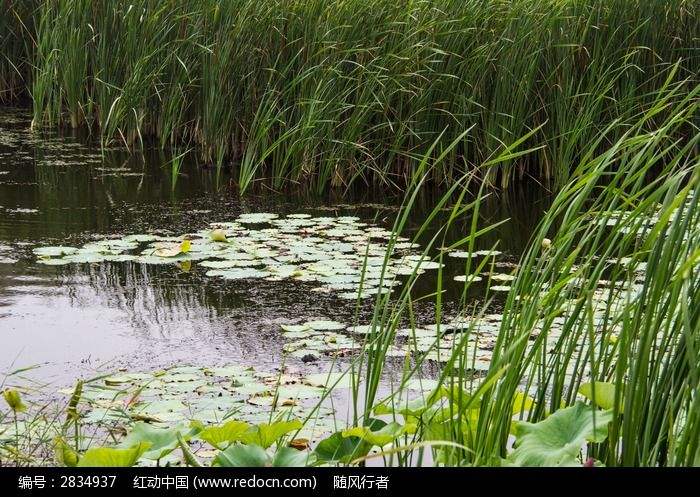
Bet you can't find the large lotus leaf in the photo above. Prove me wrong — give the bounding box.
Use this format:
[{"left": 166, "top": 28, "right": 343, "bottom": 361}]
[
  {"left": 195, "top": 420, "right": 252, "bottom": 449},
  {"left": 313, "top": 420, "right": 387, "bottom": 464},
  {"left": 214, "top": 443, "right": 269, "bottom": 467},
  {"left": 508, "top": 402, "right": 613, "bottom": 466},
  {"left": 242, "top": 420, "right": 303, "bottom": 449},
  {"left": 119, "top": 423, "right": 192, "bottom": 460},
  {"left": 313, "top": 431, "right": 369, "bottom": 464},
  {"left": 342, "top": 422, "right": 405, "bottom": 447},
  {"left": 272, "top": 447, "right": 315, "bottom": 467},
  {"left": 77, "top": 442, "right": 150, "bottom": 467}
]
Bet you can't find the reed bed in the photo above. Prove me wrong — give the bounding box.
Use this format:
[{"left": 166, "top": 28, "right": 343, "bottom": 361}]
[
  {"left": 351, "top": 79, "right": 700, "bottom": 466},
  {"left": 0, "top": 1, "right": 34, "bottom": 103},
  {"left": 1, "top": 62, "right": 698, "bottom": 469},
  {"left": 3, "top": 0, "right": 697, "bottom": 192}
]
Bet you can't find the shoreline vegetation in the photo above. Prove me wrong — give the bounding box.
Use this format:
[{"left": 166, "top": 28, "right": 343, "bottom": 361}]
[
  {"left": 1, "top": 0, "right": 698, "bottom": 193},
  {"left": 1, "top": 1, "right": 699, "bottom": 468}
]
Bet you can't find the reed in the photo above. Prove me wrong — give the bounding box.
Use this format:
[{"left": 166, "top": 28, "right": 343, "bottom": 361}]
[
  {"left": 8, "top": 0, "right": 697, "bottom": 193},
  {"left": 352, "top": 77, "right": 700, "bottom": 466}
]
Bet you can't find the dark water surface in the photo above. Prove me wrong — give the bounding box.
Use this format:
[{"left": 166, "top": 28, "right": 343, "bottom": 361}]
[{"left": 0, "top": 108, "right": 551, "bottom": 385}]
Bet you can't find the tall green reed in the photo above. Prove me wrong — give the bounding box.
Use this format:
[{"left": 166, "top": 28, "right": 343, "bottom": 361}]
[
  {"left": 344, "top": 76, "right": 699, "bottom": 466},
  {"left": 15, "top": 0, "right": 698, "bottom": 193}
]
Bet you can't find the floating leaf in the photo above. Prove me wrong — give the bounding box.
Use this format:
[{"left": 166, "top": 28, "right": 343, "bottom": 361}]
[{"left": 33, "top": 246, "right": 78, "bottom": 257}]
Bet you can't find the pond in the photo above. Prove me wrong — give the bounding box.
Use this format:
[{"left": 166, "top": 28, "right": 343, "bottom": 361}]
[{"left": 0, "top": 107, "right": 551, "bottom": 386}]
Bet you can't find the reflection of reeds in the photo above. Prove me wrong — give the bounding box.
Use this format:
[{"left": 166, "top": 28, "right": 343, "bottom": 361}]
[{"left": 16, "top": 0, "right": 698, "bottom": 192}]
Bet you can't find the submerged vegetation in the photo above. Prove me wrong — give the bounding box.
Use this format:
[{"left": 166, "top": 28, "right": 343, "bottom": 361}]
[
  {"left": 1, "top": 0, "right": 699, "bottom": 469},
  {"left": 1, "top": 0, "right": 698, "bottom": 191}
]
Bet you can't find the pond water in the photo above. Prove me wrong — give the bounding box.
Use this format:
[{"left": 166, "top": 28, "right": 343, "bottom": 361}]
[{"left": 0, "top": 108, "right": 551, "bottom": 387}]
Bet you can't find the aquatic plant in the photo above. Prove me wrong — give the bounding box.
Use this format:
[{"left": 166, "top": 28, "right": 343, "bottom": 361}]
[{"left": 6, "top": 0, "right": 696, "bottom": 192}]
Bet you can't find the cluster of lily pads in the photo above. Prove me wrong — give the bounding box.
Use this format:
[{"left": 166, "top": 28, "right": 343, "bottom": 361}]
[
  {"left": 0, "top": 111, "right": 104, "bottom": 168},
  {"left": 33, "top": 213, "right": 436, "bottom": 298},
  {"left": 277, "top": 260, "right": 645, "bottom": 373},
  {"left": 34, "top": 364, "right": 360, "bottom": 466}
]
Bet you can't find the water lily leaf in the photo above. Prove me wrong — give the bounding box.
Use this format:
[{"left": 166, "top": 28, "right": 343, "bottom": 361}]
[
  {"left": 280, "top": 324, "right": 311, "bottom": 333},
  {"left": 154, "top": 240, "right": 190, "bottom": 258},
  {"left": 123, "top": 234, "right": 158, "bottom": 243},
  {"left": 196, "top": 420, "right": 252, "bottom": 449},
  {"left": 578, "top": 382, "right": 621, "bottom": 412},
  {"left": 454, "top": 275, "right": 483, "bottom": 283},
  {"left": 205, "top": 268, "right": 270, "bottom": 279},
  {"left": 36, "top": 258, "right": 72, "bottom": 265},
  {"left": 242, "top": 420, "right": 303, "bottom": 448},
  {"left": 475, "top": 250, "right": 502, "bottom": 257},
  {"left": 508, "top": 402, "right": 613, "bottom": 466},
  {"left": 448, "top": 251, "right": 476, "bottom": 259},
  {"left": 305, "top": 320, "right": 346, "bottom": 331},
  {"left": 303, "top": 372, "right": 353, "bottom": 390},
  {"left": 237, "top": 213, "right": 278, "bottom": 224},
  {"left": 77, "top": 442, "right": 150, "bottom": 467},
  {"left": 34, "top": 246, "right": 78, "bottom": 257}
]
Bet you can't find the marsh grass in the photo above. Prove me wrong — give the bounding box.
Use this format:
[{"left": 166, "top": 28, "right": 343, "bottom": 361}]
[
  {"left": 344, "top": 77, "right": 700, "bottom": 466},
  {"left": 1, "top": 85, "right": 698, "bottom": 465},
  {"left": 8, "top": 0, "right": 697, "bottom": 192}
]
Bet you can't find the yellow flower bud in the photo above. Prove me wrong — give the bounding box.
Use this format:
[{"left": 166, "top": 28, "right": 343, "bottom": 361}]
[{"left": 3, "top": 389, "right": 27, "bottom": 413}]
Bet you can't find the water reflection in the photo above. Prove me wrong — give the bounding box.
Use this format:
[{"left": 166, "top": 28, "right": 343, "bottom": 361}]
[{"left": 0, "top": 108, "right": 551, "bottom": 382}]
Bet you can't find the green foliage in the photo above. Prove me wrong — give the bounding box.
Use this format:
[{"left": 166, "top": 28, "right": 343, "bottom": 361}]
[
  {"left": 215, "top": 444, "right": 314, "bottom": 467},
  {"left": 579, "top": 382, "right": 621, "bottom": 412},
  {"left": 508, "top": 403, "right": 613, "bottom": 467},
  {"left": 194, "top": 420, "right": 251, "bottom": 450},
  {"left": 5, "top": 0, "right": 696, "bottom": 192},
  {"left": 241, "top": 420, "right": 303, "bottom": 449},
  {"left": 342, "top": 422, "right": 405, "bottom": 448},
  {"left": 314, "top": 419, "right": 389, "bottom": 463},
  {"left": 118, "top": 423, "right": 193, "bottom": 461},
  {"left": 2, "top": 389, "right": 26, "bottom": 413},
  {"left": 77, "top": 442, "right": 151, "bottom": 467}
]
